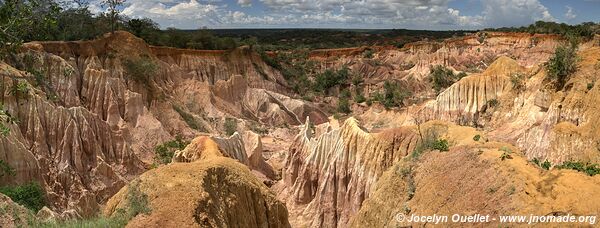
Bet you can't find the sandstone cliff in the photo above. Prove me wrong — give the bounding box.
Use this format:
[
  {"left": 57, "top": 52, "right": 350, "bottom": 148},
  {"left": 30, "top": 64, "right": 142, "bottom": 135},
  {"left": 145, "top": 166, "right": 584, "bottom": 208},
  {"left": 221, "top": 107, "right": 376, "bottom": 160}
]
[
  {"left": 279, "top": 117, "right": 419, "bottom": 227},
  {"left": 0, "top": 31, "right": 325, "bottom": 216},
  {"left": 350, "top": 123, "right": 600, "bottom": 227}
]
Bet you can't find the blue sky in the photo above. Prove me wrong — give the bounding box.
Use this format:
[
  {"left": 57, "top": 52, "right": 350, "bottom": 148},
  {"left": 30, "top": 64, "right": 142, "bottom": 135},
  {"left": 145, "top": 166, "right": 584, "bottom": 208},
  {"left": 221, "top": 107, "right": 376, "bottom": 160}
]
[{"left": 88, "top": 0, "right": 600, "bottom": 30}]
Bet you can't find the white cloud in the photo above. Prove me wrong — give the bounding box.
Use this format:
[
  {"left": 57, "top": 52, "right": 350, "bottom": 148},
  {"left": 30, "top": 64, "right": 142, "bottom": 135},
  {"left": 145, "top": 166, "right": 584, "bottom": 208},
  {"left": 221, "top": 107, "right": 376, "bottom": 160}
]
[
  {"left": 90, "top": 0, "right": 560, "bottom": 29},
  {"left": 565, "top": 6, "right": 577, "bottom": 20},
  {"left": 237, "top": 0, "right": 252, "bottom": 7},
  {"left": 480, "top": 0, "right": 555, "bottom": 27}
]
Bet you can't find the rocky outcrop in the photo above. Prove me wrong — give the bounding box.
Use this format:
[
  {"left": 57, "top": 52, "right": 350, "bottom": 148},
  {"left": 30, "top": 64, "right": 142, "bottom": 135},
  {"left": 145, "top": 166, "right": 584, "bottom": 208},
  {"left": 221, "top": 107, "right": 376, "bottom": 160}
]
[
  {"left": 0, "top": 193, "right": 33, "bottom": 228},
  {"left": 306, "top": 32, "right": 559, "bottom": 98},
  {"left": 350, "top": 135, "right": 600, "bottom": 227},
  {"left": 174, "top": 131, "right": 276, "bottom": 179},
  {"left": 105, "top": 137, "right": 290, "bottom": 228},
  {"left": 420, "top": 56, "right": 522, "bottom": 124},
  {"left": 0, "top": 31, "right": 327, "bottom": 217},
  {"left": 280, "top": 117, "right": 419, "bottom": 227}
]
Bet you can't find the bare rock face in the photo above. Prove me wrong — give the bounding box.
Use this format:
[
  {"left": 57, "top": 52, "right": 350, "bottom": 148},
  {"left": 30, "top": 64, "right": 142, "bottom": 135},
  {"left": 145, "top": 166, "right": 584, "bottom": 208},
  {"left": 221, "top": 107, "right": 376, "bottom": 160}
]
[
  {"left": 419, "top": 43, "right": 600, "bottom": 164},
  {"left": 350, "top": 138, "right": 600, "bottom": 228},
  {"left": 280, "top": 117, "right": 419, "bottom": 227},
  {"left": 174, "top": 131, "right": 276, "bottom": 179},
  {"left": 104, "top": 137, "right": 290, "bottom": 228},
  {"left": 420, "top": 56, "right": 521, "bottom": 124},
  {"left": 0, "top": 31, "right": 324, "bottom": 217}
]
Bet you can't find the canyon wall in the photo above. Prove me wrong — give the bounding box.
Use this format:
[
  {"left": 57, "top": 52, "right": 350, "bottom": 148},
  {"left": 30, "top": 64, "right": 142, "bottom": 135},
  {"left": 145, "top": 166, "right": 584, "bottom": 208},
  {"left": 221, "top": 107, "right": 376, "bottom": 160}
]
[{"left": 280, "top": 118, "right": 419, "bottom": 227}]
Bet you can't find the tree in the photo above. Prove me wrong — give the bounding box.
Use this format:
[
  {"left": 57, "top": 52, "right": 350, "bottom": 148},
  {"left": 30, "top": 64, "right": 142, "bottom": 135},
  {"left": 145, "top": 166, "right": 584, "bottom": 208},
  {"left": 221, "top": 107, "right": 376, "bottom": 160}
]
[
  {"left": 547, "top": 42, "right": 579, "bottom": 90},
  {"left": 102, "top": 0, "right": 126, "bottom": 32}
]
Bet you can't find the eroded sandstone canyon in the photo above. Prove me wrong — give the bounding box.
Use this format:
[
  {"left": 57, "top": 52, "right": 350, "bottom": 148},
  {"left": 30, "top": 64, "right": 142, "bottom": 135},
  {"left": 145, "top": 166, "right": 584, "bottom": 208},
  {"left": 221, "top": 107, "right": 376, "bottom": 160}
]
[{"left": 1, "top": 31, "right": 600, "bottom": 227}]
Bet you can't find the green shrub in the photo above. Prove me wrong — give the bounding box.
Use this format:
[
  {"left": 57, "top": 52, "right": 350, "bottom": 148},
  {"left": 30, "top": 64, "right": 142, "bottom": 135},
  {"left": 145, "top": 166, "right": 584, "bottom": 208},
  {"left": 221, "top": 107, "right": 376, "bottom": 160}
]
[
  {"left": 0, "top": 160, "right": 15, "bottom": 177},
  {"left": 532, "top": 158, "right": 552, "bottom": 170},
  {"left": 154, "top": 136, "right": 189, "bottom": 164},
  {"left": 124, "top": 56, "right": 158, "bottom": 86},
  {"left": 429, "top": 65, "right": 463, "bottom": 93},
  {"left": 337, "top": 96, "right": 351, "bottom": 114},
  {"left": 173, "top": 105, "right": 207, "bottom": 132},
  {"left": 224, "top": 118, "right": 237, "bottom": 136},
  {"left": 546, "top": 43, "right": 579, "bottom": 90},
  {"left": 362, "top": 49, "right": 374, "bottom": 59},
  {"left": 411, "top": 130, "right": 449, "bottom": 159},
  {"left": 431, "top": 139, "right": 449, "bottom": 152},
  {"left": 313, "top": 67, "right": 350, "bottom": 93},
  {"left": 371, "top": 81, "right": 411, "bottom": 109},
  {"left": 555, "top": 161, "right": 600, "bottom": 176},
  {"left": 473, "top": 134, "right": 481, "bottom": 141},
  {"left": 500, "top": 152, "right": 513, "bottom": 161},
  {"left": 10, "top": 80, "right": 29, "bottom": 97},
  {"left": 0, "top": 182, "right": 45, "bottom": 212},
  {"left": 126, "top": 181, "right": 151, "bottom": 217},
  {"left": 0, "top": 124, "right": 9, "bottom": 137},
  {"left": 354, "top": 93, "right": 366, "bottom": 103},
  {"left": 587, "top": 82, "right": 594, "bottom": 91}
]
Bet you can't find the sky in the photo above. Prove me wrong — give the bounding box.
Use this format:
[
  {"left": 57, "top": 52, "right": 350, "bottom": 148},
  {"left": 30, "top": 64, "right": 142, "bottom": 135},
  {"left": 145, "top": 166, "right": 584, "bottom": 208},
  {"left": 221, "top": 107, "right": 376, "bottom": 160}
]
[{"left": 87, "top": 0, "right": 600, "bottom": 30}]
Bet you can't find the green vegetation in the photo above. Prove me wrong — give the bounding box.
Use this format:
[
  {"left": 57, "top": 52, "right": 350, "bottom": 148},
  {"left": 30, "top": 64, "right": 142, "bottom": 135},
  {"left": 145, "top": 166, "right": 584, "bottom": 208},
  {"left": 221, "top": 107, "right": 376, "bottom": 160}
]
[
  {"left": 499, "top": 146, "right": 514, "bottom": 161},
  {"left": 411, "top": 130, "right": 449, "bottom": 159},
  {"left": 33, "top": 180, "right": 151, "bottom": 228},
  {"left": 531, "top": 158, "right": 552, "bottom": 170},
  {"left": 486, "top": 21, "right": 599, "bottom": 42},
  {"left": 154, "top": 136, "right": 189, "bottom": 164},
  {"left": 0, "top": 182, "right": 45, "bottom": 212},
  {"left": 248, "top": 122, "right": 268, "bottom": 135},
  {"left": 224, "top": 118, "right": 237, "bottom": 136},
  {"left": 353, "top": 93, "right": 366, "bottom": 103},
  {"left": 473, "top": 134, "right": 481, "bottom": 142},
  {"left": 0, "top": 159, "right": 15, "bottom": 177},
  {"left": 431, "top": 139, "right": 449, "bottom": 152},
  {"left": 362, "top": 49, "right": 374, "bottom": 59},
  {"left": 555, "top": 161, "right": 600, "bottom": 176},
  {"left": 546, "top": 43, "right": 579, "bottom": 90},
  {"left": 172, "top": 105, "right": 207, "bottom": 132},
  {"left": 124, "top": 56, "right": 158, "bottom": 86},
  {"left": 370, "top": 81, "right": 411, "bottom": 109},
  {"left": 429, "top": 65, "right": 467, "bottom": 93},
  {"left": 314, "top": 67, "right": 350, "bottom": 94},
  {"left": 0, "top": 104, "right": 10, "bottom": 137}
]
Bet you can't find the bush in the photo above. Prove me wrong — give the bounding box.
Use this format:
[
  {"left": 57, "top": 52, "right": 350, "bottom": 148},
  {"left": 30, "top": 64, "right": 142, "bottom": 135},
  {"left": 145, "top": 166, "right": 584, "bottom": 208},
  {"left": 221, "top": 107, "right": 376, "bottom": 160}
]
[
  {"left": 555, "top": 161, "right": 600, "bottom": 176},
  {"left": 362, "top": 49, "right": 374, "bottom": 59},
  {"left": 0, "top": 159, "right": 15, "bottom": 177},
  {"left": 473, "top": 134, "right": 481, "bottom": 141},
  {"left": 124, "top": 56, "right": 158, "bottom": 86},
  {"left": 337, "top": 96, "right": 351, "bottom": 114},
  {"left": 154, "top": 136, "right": 189, "bottom": 164},
  {"left": 411, "top": 130, "right": 449, "bottom": 159},
  {"left": 173, "top": 105, "right": 207, "bottom": 132},
  {"left": 354, "top": 93, "right": 366, "bottom": 103},
  {"left": 372, "top": 81, "right": 411, "bottom": 109},
  {"left": 546, "top": 43, "right": 579, "bottom": 90},
  {"left": 429, "top": 65, "right": 463, "bottom": 93},
  {"left": 431, "top": 139, "right": 449, "bottom": 152},
  {"left": 0, "top": 182, "right": 45, "bottom": 212},
  {"left": 531, "top": 158, "right": 552, "bottom": 170},
  {"left": 224, "top": 118, "right": 237, "bottom": 136},
  {"left": 313, "top": 67, "right": 350, "bottom": 93}
]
